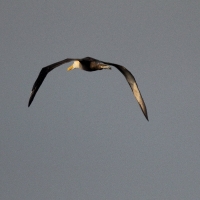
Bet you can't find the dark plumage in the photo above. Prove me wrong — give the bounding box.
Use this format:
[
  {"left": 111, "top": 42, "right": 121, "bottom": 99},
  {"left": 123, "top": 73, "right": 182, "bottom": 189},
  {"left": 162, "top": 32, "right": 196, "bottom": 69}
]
[{"left": 28, "top": 57, "right": 148, "bottom": 121}]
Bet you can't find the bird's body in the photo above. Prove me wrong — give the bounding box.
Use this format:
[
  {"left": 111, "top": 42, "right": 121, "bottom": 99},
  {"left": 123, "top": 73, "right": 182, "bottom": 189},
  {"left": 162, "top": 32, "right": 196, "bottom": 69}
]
[
  {"left": 67, "top": 58, "right": 111, "bottom": 71},
  {"left": 28, "top": 57, "right": 149, "bottom": 120}
]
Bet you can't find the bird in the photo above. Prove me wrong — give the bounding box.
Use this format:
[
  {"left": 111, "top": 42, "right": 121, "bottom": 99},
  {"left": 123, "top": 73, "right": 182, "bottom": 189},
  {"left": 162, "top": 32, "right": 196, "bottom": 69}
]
[{"left": 28, "top": 57, "right": 148, "bottom": 121}]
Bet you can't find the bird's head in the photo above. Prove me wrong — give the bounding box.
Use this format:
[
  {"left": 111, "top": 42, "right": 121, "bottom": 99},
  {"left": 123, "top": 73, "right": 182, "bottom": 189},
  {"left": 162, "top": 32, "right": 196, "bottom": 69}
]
[{"left": 67, "top": 61, "right": 82, "bottom": 71}]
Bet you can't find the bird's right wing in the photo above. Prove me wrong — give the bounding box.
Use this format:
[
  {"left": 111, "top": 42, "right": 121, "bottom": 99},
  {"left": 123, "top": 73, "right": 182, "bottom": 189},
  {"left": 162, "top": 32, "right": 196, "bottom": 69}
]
[{"left": 28, "top": 58, "right": 77, "bottom": 107}]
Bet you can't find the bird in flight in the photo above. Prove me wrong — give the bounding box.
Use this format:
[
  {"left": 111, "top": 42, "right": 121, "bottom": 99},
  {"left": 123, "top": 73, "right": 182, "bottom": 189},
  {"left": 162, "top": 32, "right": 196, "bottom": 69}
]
[{"left": 28, "top": 57, "right": 148, "bottom": 121}]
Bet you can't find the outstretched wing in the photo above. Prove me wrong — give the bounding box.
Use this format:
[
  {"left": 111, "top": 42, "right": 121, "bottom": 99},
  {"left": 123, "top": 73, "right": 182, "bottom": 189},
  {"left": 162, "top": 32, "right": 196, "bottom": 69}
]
[
  {"left": 99, "top": 60, "right": 148, "bottom": 121},
  {"left": 28, "top": 58, "right": 77, "bottom": 107}
]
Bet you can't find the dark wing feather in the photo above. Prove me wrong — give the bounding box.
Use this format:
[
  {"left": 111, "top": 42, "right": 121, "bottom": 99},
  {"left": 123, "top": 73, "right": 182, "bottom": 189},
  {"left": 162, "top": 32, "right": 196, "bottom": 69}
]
[
  {"left": 99, "top": 60, "right": 148, "bottom": 121},
  {"left": 28, "top": 58, "right": 77, "bottom": 107}
]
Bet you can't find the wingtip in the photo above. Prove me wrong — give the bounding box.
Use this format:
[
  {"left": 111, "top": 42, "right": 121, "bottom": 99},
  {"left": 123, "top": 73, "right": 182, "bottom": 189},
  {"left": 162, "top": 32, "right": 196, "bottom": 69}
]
[
  {"left": 140, "top": 105, "right": 149, "bottom": 121},
  {"left": 144, "top": 111, "right": 149, "bottom": 121},
  {"left": 28, "top": 100, "right": 31, "bottom": 107},
  {"left": 28, "top": 92, "right": 34, "bottom": 107},
  {"left": 141, "top": 107, "right": 149, "bottom": 121}
]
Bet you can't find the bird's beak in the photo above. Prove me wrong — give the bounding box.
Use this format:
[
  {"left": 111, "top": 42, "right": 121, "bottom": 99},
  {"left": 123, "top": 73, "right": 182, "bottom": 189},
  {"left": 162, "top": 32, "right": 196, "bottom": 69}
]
[{"left": 67, "top": 65, "right": 74, "bottom": 71}]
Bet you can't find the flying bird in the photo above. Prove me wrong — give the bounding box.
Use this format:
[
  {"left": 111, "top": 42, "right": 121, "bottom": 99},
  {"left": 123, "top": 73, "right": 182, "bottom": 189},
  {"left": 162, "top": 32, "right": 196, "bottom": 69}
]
[{"left": 28, "top": 57, "right": 148, "bottom": 120}]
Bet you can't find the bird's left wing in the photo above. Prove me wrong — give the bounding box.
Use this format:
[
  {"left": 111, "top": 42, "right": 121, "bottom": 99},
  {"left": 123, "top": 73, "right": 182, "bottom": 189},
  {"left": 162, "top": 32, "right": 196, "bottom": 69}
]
[
  {"left": 99, "top": 60, "right": 149, "bottom": 121},
  {"left": 28, "top": 58, "right": 77, "bottom": 107}
]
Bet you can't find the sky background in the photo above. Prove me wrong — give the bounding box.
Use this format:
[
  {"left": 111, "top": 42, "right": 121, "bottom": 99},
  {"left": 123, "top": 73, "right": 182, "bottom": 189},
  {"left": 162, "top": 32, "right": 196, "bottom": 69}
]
[{"left": 1, "top": 1, "right": 200, "bottom": 200}]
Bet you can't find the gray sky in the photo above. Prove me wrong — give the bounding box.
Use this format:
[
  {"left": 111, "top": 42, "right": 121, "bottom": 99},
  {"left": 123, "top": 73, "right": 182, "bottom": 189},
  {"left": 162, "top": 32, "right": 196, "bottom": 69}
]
[{"left": 1, "top": 1, "right": 200, "bottom": 199}]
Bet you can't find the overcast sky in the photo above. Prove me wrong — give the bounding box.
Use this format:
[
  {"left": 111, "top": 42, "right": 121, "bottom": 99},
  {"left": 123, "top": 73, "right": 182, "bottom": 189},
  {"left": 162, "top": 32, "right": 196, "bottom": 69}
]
[{"left": 1, "top": 1, "right": 200, "bottom": 200}]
